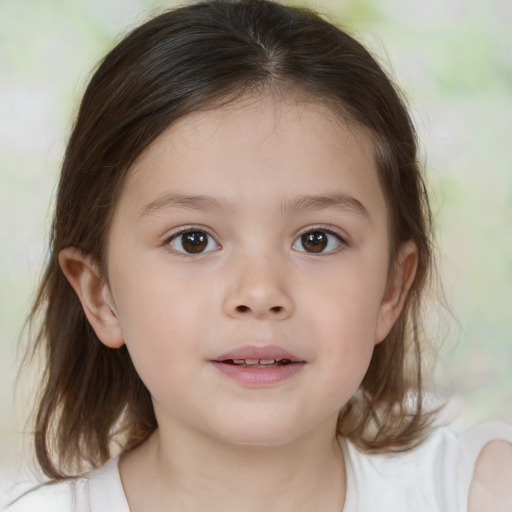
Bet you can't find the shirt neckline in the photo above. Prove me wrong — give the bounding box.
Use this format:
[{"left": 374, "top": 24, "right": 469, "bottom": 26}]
[
  {"left": 89, "top": 441, "right": 356, "bottom": 512},
  {"left": 87, "top": 456, "right": 131, "bottom": 512}
]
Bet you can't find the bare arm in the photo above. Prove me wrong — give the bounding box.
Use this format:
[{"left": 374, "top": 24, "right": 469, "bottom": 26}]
[{"left": 467, "top": 440, "right": 512, "bottom": 511}]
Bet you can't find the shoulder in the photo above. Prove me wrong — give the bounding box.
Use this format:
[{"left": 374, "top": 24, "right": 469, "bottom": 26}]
[
  {"left": 468, "top": 439, "right": 512, "bottom": 511},
  {"left": 3, "top": 478, "right": 89, "bottom": 512},
  {"left": 3, "top": 457, "right": 126, "bottom": 512},
  {"left": 340, "top": 427, "right": 461, "bottom": 511},
  {"left": 437, "top": 420, "right": 512, "bottom": 511},
  {"left": 341, "top": 421, "right": 512, "bottom": 511}
]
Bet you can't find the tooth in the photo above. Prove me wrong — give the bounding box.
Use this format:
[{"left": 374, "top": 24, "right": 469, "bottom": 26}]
[
  {"left": 244, "top": 359, "right": 259, "bottom": 365},
  {"left": 259, "top": 359, "right": 275, "bottom": 364},
  {"left": 233, "top": 359, "right": 245, "bottom": 364}
]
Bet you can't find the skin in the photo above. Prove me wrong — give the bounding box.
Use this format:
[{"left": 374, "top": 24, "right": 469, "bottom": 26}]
[
  {"left": 467, "top": 440, "right": 512, "bottom": 511},
  {"left": 61, "top": 93, "right": 512, "bottom": 512}
]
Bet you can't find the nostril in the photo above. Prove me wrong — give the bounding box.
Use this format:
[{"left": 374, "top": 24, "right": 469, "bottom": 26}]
[{"left": 233, "top": 305, "right": 286, "bottom": 315}]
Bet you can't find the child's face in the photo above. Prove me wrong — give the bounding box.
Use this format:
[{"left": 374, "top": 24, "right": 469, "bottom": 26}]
[{"left": 92, "top": 94, "right": 414, "bottom": 446}]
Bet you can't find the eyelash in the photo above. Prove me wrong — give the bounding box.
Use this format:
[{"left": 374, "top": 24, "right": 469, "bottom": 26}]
[
  {"left": 164, "top": 225, "right": 348, "bottom": 255},
  {"left": 292, "top": 226, "right": 348, "bottom": 255},
  {"left": 164, "top": 226, "right": 220, "bottom": 255}
]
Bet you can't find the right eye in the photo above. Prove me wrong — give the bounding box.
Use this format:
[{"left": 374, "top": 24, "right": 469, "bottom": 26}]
[{"left": 167, "top": 229, "right": 219, "bottom": 254}]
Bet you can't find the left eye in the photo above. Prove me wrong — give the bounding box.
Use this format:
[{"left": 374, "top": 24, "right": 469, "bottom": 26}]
[
  {"left": 168, "top": 229, "right": 219, "bottom": 254},
  {"left": 292, "top": 229, "right": 344, "bottom": 254}
]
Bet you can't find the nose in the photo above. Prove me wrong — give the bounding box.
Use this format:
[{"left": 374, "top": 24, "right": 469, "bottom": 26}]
[{"left": 222, "top": 255, "right": 295, "bottom": 320}]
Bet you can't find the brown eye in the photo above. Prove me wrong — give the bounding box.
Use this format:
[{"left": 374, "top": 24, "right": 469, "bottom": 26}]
[
  {"left": 169, "top": 230, "right": 218, "bottom": 254},
  {"left": 293, "top": 229, "right": 344, "bottom": 254},
  {"left": 301, "top": 231, "right": 328, "bottom": 252}
]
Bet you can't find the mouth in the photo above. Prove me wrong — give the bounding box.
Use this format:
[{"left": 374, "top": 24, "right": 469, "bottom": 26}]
[
  {"left": 218, "top": 358, "right": 296, "bottom": 368},
  {"left": 210, "top": 345, "right": 306, "bottom": 386},
  {"left": 212, "top": 344, "right": 305, "bottom": 366}
]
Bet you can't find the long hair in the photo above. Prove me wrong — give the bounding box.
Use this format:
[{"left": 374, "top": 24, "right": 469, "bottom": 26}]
[{"left": 26, "top": 0, "right": 437, "bottom": 478}]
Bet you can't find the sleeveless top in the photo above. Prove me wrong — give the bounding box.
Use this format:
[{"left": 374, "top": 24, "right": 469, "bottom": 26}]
[{"left": 3, "top": 421, "right": 512, "bottom": 512}]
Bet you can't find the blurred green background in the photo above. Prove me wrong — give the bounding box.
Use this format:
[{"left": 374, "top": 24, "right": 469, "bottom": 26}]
[{"left": 1, "top": 0, "right": 511, "bottom": 486}]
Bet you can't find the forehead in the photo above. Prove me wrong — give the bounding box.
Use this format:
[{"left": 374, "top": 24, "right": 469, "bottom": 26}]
[{"left": 118, "top": 93, "right": 387, "bottom": 224}]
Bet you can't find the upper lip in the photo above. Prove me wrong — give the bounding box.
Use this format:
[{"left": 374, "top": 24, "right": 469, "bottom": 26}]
[{"left": 212, "top": 345, "right": 304, "bottom": 362}]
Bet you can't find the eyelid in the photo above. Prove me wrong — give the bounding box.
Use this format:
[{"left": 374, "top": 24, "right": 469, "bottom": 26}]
[{"left": 296, "top": 224, "right": 348, "bottom": 242}]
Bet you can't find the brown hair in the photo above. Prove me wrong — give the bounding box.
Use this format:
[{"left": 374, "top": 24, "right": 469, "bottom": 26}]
[{"left": 26, "top": 0, "right": 437, "bottom": 479}]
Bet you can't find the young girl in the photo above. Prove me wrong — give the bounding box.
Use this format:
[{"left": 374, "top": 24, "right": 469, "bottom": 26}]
[{"left": 4, "top": 0, "right": 512, "bottom": 510}]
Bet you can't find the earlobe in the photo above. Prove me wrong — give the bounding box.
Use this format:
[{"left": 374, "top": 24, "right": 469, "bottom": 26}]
[
  {"left": 58, "top": 248, "right": 125, "bottom": 348},
  {"left": 375, "top": 240, "right": 418, "bottom": 344}
]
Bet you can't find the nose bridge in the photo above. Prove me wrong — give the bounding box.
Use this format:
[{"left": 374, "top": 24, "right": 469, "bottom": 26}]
[{"left": 223, "top": 248, "right": 294, "bottom": 319}]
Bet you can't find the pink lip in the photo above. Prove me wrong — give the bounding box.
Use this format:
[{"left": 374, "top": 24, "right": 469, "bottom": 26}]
[{"left": 210, "top": 345, "right": 306, "bottom": 386}]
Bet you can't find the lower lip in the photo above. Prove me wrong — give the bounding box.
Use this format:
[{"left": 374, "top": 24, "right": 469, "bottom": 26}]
[{"left": 210, "top": 361, "right": 305, "bottom": 386}]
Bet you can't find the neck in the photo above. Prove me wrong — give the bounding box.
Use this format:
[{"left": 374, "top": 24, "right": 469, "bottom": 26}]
[{"left": 120, "top": 418, "right": 346, "bottom": 512}]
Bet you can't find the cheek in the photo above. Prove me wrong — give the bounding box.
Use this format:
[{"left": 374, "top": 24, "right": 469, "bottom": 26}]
[
  {"left": 109, "top": 261, "right": 214, "bottom": 385},
  {"left": 301, "top": 311, "right": 376, "bottom": 419},
  {"left": 301, "top": 256, "right": 388, "bottom": 331},
  {"left": 313, "top": 303, "right": 377, "bottom": 374},
  {"left": 112, "top": 251, "right": 215, "bottom": 327},
  {"left": 297, "top": 258, "right": 388, "bottom": 396}
]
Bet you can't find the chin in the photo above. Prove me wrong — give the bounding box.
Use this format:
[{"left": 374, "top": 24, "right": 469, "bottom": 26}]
[
  {"left": 218, "top": 431, "right": 301, "bottom": 448},
  {"left": 207, "top": 415, "right": 315, "bottom": 448}
]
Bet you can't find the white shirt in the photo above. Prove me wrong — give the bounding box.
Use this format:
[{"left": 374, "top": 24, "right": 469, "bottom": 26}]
[{"left": 4, "top": 421, "right": 512, "bottom": 512}]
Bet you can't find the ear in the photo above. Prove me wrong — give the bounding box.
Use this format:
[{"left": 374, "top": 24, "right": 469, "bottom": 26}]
[
  {"left": 375, "top": 240, "right": 418, "bottom": 345},
  {"left": 58, "top": 248, "right": 125, "bottom": 348}
]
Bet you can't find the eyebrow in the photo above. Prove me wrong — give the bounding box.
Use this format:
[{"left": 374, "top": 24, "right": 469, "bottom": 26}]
[
  {"left": 280, "top": 193, "right": 370, "bottom": 219},
  {"left": 140, "top": 194, "right": 238, "bottom": 219},
  {"left": 139, "top": 192, "right": 370, "bottom": 220}
]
